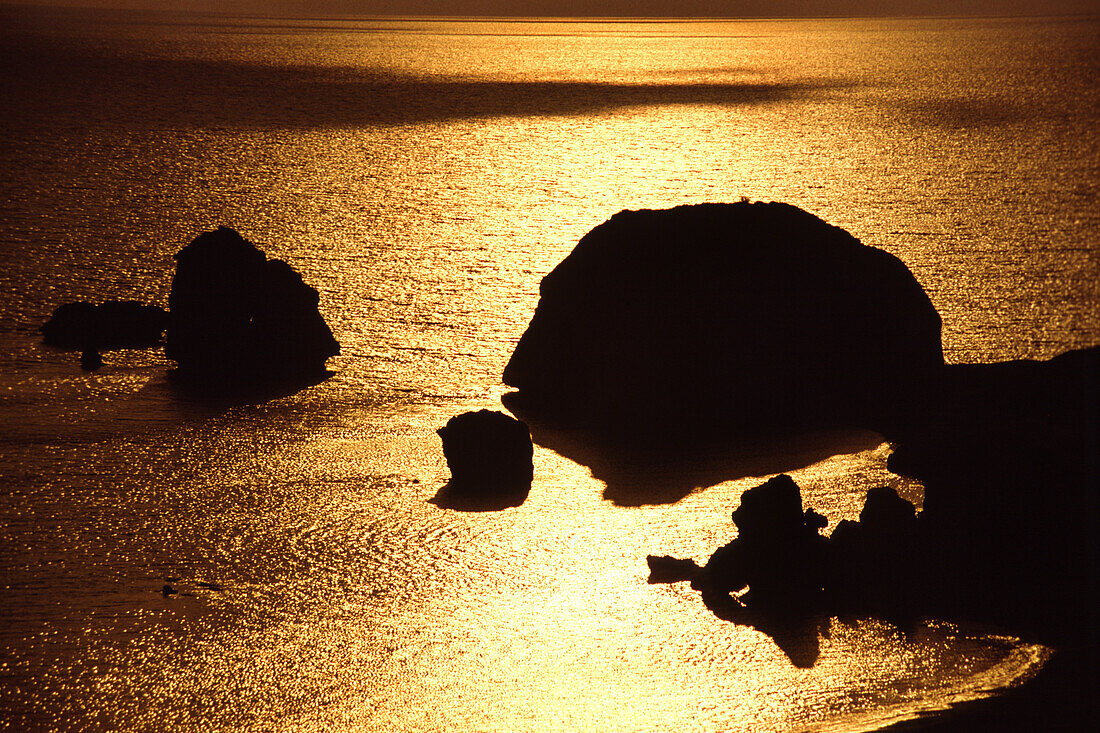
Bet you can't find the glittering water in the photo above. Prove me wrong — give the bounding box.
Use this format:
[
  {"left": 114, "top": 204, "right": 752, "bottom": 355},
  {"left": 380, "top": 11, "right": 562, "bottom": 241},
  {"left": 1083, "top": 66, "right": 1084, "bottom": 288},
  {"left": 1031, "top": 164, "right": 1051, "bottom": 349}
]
[{"left": 1, "top": 8, "right": 1096, "bottom": 732}]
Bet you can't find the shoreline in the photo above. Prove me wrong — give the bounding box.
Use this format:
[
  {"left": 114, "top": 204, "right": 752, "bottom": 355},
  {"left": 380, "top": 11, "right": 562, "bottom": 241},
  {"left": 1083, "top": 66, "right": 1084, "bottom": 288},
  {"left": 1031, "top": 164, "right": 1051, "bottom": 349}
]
[{"left": 879, "top": 649, "right": 1097, "bottom": 732}]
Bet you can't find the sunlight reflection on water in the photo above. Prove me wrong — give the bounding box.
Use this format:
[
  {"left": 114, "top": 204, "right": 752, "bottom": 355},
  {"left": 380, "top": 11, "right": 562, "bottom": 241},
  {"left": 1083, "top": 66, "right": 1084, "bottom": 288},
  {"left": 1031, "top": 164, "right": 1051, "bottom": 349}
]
[{"left": 1, "top": 9, "right": 1094, "bottom": 733}]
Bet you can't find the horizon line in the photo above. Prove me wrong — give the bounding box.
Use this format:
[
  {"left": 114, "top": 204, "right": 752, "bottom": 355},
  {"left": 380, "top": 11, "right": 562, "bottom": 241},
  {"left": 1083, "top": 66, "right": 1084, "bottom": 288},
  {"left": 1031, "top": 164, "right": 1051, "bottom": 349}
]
[{"left": 2, "top": 3, "right": 1098, "bottom": 22}]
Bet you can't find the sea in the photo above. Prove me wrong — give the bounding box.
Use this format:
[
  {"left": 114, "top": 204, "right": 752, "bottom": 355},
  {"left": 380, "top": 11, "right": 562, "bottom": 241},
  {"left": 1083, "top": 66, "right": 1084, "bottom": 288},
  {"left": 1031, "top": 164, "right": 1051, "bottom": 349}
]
[{"left": 0, "top": 6, "right": 1097, "bottom": 732}]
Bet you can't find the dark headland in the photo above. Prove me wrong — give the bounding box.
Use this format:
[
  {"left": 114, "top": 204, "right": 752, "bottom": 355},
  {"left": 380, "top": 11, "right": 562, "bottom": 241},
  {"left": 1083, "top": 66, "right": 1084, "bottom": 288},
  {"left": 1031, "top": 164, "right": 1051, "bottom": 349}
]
[{"left": 503, "top": 201, "right": 1097, "bottom": 728}]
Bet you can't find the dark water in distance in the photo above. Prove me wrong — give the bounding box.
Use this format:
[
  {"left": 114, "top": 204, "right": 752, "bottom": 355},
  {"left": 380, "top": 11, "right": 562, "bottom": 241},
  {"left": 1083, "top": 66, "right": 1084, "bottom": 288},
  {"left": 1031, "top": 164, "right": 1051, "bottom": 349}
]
[{"left": 0, "top": 7, "right": 1096, "bottom": 732}]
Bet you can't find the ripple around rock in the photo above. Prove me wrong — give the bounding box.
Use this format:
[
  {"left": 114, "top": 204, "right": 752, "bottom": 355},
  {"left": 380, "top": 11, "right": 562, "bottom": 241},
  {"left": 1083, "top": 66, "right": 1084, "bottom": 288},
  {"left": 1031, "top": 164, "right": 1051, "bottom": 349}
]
[
  {"left": 503, "top": 201, "right": 943, "bottom": 437},
  {"left": 165, "top": 226, "right": 339, "bottom": 387}
]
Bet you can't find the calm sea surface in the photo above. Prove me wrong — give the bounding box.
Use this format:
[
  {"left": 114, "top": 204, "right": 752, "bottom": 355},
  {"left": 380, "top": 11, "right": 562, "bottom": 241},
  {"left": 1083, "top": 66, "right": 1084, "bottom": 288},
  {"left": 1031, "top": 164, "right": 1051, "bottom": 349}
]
[{"left": 1, "top": 8, "right": 1097, "bottom": 732}]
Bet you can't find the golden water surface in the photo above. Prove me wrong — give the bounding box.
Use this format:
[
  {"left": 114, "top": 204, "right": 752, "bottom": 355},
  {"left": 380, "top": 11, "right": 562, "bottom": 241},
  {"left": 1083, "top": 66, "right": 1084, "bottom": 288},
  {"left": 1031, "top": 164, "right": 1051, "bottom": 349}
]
[{"left": 1, "top": 11, "right": 1095, "bottom": 732}]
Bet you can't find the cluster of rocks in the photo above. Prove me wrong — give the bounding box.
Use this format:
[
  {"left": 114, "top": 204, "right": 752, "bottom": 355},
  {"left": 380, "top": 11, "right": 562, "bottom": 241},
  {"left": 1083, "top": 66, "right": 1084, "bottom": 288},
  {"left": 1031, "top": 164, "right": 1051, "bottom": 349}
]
[
  {"left": 648, "top": 352, "right": 1098, "bottom": 648},
  {"left": 649, "top": 475, "right": 923, "bottom": 625},
  {"left": 41, "top": 226, "right": 339, "bottom": 384},
  {"left": 501, "top": 201, "right": 1094, "bottom": 649},
  {"left": 41, "top": 204, "right": 1095, "bottom": 657}
]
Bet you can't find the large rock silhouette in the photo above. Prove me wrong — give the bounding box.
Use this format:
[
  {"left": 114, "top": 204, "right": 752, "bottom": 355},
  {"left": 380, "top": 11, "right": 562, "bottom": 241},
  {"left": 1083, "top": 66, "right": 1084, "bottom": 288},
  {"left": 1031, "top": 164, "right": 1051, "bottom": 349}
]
[
  {"left": 166, "top": 227, "right": 339, "bottom": 384},
  {"left": 503, "top": 202, "right": 942, "bottom": 435}
]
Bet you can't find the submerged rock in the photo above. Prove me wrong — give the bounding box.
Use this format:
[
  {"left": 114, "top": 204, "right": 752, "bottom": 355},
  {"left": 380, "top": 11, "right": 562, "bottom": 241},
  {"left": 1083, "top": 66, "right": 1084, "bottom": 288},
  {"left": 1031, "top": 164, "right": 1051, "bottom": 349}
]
[
  {"left": 165, "top": 227, "right": 339, "bottom": 385},
  {"left": 41, "top": 300, "right": 168, "bottom": 350},
  {"left": 433, "top": 410, "right": 533, "bottom": 510},
  {"left": 503, "top": 201, "right": 942, "bottom": 435},
  {"left": 80, "top": 348, "right": 103, "bottom": 371}
]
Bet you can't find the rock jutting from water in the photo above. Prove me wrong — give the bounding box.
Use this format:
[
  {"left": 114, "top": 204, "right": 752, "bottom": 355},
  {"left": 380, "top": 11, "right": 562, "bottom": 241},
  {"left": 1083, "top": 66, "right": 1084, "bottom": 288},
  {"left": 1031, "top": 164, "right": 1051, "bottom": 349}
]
[
  {"left": 165, "top": 226, "right": 339, "bottom": 386},
  {"left": 687, "top": 475, "right": 831, "bottom": 615},
  {"left": 503, "top": 201, "right": 943, "bottom": 436},
  {"left": 433, "top": 410, "right": 534, "bottom": 511},
  {"left": 649, "top": 476, "right": 930, "bottom": 635},
  {"left": 41, "top": 300, "right": 169, "bottom": 350}
]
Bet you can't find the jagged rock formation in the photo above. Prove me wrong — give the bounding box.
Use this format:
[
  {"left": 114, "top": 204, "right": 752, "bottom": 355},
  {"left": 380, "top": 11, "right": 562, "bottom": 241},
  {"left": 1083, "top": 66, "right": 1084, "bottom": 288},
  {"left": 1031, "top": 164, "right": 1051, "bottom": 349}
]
[
  {"left": 695, "top": 475, "right": 829, "bottom": 614},
  {"left": 41, "top": 300, "right": 168, "bottom": 350},
  {"left": 648, "top": 477, "right": 929, "bottom": 636},
  {"left": 165, "top": 227, "right": 339, "bottom": 385},
  {"left": 827, "top": 485, "right": 921, "bottom": 620},
  {"left": 504, "top": 201, "right": 942, "bottom": 436},
  {"left": 433, "top": 410, "right": 534, "bottom": 511},
  {"left": 886, "top": 346, "right": 1099, "bottom": 638},
  {"left": 652, "top": 345, "right": 1099, "bottom": 652}
]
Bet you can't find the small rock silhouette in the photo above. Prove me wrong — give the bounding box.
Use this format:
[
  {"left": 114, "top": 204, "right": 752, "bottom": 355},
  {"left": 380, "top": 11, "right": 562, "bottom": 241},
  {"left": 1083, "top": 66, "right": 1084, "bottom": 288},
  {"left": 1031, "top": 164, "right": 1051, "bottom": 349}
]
[
  {"left": 42, "top": 300, "right": 168, "bottom": 350},
  {"left": 433, "top": 410, "right": 533, "bottom": 511}
]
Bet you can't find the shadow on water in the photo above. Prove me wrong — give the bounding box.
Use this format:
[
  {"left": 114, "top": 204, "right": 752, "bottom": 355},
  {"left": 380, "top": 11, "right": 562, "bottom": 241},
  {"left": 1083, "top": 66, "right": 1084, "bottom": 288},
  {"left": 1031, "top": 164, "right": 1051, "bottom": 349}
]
[
  {"left": 5, "top": 36, "right": 835, "bottom": 129},
  {"left": 428, "top": 481, "right": 530, "bottom": 512},
  {"left": 702, "top": 589, "right": 827, "bottom": 668},
  {"left": 504, "top": 391, "right": 882, "bottom": 505},
  {"left": 130, "top": 369, "right": 335, "bottom": 419},
  {"left": 168, "top": 369, "right": 334, "bottom": 406}
]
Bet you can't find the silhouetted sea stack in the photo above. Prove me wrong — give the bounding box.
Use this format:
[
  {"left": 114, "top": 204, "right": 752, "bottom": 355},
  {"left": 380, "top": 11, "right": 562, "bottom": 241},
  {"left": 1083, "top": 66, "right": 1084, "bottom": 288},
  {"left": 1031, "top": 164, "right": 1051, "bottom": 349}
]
[
  {"left": 165, "top": 227, "right": 339, "bottom": 386},
  {"left": 433, "top": 410, "right": 534, "bottom": 511},
  {"left": 503, "top": 201, "right": 942, "bottom": 436},
  {"left": 41, "top": 300, "right": 168, "bottom": 350}
]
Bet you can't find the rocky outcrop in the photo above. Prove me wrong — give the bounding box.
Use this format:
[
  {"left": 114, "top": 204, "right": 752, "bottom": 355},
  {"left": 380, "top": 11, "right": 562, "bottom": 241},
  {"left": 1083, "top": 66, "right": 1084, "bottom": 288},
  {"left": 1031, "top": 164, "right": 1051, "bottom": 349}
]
[
  {"left": 691, "top": 475, "right": 829, "bottom": 615},
  {"left": 827, "top": 486, "right": 921, "bottom": 622},
  {"left": 41, "top": 300, "right": 168, "bottom": 349},
  {"left": 649, "top": 476, "right": 927, "bottom": 640},
  {"left": 652, "top": 357, "right": 1098, "bottom": 651},
  {"left": 645, "top": 555, "right": 701, "bottom": 584},
  {"left": 885, "top": 346, "right": 1099, "bottom": 638},
  {"left": 504, "top": 201, "right": 942, "bottom": 436},
  {"left": 433, "top": 410, "right": 533, "bottom": 511},
  {"left": 165, "top": 227, "right": 339, "bottom": 385}
]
